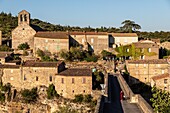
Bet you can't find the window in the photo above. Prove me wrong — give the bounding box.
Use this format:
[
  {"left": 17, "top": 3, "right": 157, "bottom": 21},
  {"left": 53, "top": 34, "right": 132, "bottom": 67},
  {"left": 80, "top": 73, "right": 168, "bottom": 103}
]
[
  {"left": 82, "top": 78, "right": 86, "bottom": 84},
  {"left": 83, "top": 90, "right": 85, "bottom": 93},
  {"left": 162, "top": 70, "right": 165, "bottom": 74},
  {"left": 144, "top": 64, "right": 146, "bottom": 67},
  {"left": 36, "top": 76, "right": 38, "bottom": 81},
  {"left": 24, "top": 75, "right": 26, "bottom": 81},
  {"left": 136, "top": 64, "right": 139, "bottom": 67},
  {"left": 72, "top": 78, "right": 75, "bottom": 84},
  {"left": 72, "top": 90, "right": 74, "bottom": 93},
  {"left": 10, "top": 77, "right": 14, "bottom": 81},
  {"left": 20, "top": 15, "right": 23, "bottom": 22},
  {"left": 82, "top": 39, "right": 84, "bottom": 43},
  {"left": 164, "top": 79, "right": 168, "bottom": 84},
  {"left": 91, "top": 38, "right": 94, "bottom": 43},
  {"left": 11, "top": 70, "right": 13, "bottom": 73},
  {"left": 49, "top": 76, "right": 52, "bottom": 82},
  {"left": 148, "top": 48, "right": 151, "bottom": 52},
  {"left": 141, "top": 55, "right": 145, "bottom": 60},
  {"left": 24, "top": 14, "right": 27, "bottom": 21},
  {"left": 61, "top": 78, "right": 64, "bottom": 84}
]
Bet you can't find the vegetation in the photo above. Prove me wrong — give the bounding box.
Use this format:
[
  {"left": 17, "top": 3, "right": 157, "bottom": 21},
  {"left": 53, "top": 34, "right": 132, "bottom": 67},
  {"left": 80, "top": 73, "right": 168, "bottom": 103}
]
[
  {"left": 0, "top": 12, "right": 170, "bottom": 42},
  {"left": 120, "top": 20, "right": 141, "bottom": 33},
  {"left": 74, "top": 94, "right": 93, "bottom": 103},
  {"left": 0, "top": 92, "right": 5, "bottom": 102},
  {"left": 0, "top": 45, "right": 12, "bottom": 51},
  {"left": 36, "top": 49, "right": 57, "bottom": 61},
  {"left": 150, "top": 86, "right": 170, "bottom": 113},
  {"left": 21, "top": 87, "right": 38, "bottom": 103},
  {"left": 115, "top": 44, "right": 157, "bottom": 60},
  {"left": 18, "top": 42, "right": 30, "bottom": 50},
  {"left": 92, "top": 70, "right": 104, "bottom": 90},
  {"left": 55, "top": 104, "right": 78, "bottom": 113},
  {"left": 59, "top": 47, "right": 98, "bottom": 62},
  {"left": 47, "top": 84, "right": 59, "bottom": 99}
]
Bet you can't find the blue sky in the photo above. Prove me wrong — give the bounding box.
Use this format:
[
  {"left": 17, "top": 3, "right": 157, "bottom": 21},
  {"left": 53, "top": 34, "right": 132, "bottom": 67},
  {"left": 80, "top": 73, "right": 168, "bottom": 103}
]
[{"left": 0, "top": 0, "right": 170, "bottom": 31}]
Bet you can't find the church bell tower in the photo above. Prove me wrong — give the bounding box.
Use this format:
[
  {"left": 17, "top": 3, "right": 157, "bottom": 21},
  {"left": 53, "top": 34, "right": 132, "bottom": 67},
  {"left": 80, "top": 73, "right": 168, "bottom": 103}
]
[{"left": 18, "top": 10, "right": 30, "bottom": 25}]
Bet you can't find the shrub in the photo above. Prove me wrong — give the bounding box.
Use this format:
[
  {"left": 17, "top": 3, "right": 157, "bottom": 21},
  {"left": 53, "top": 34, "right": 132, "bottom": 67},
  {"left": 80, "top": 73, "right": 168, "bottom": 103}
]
[
  {"left": 23, "top": 50, "right": 29, "bottom": 56},
  {"left": 47, "top": 84, "right": 59, "bottom": 99},
  {"left": 0, "top": 45, "right": 12, "bottom": 51},
  {"left": 83, "top": 94, "right": 93, "bottom": 103},
  {"left": 21, "top": 87, "right": 38, "bottom": 103},
  {"left": 36, "top": 48, "right": 45, "bottom": 57},
  {"left": 74, "top": 94, "right": 84, "bottom": 102},
  {"left": 18, "top": 42, "right": 30, "bottom": 50},
  {"left": 0, "top": 92, "right": 5, "bottom": 102}
]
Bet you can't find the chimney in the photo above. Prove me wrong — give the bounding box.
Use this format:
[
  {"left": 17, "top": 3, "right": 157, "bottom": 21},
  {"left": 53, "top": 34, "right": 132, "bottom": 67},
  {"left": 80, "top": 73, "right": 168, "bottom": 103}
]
[{"left": 0, "top": 31, "right": 2, "bottom": 45}]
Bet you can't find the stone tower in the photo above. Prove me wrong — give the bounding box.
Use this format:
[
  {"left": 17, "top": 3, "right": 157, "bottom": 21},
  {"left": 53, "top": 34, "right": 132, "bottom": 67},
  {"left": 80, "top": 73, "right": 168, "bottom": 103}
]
[
  {"left": 12, "top": 10, "right": 36, "bottom": 50},
  {"left": 18, "top": 10, "right": 30, "bottom": 26}
]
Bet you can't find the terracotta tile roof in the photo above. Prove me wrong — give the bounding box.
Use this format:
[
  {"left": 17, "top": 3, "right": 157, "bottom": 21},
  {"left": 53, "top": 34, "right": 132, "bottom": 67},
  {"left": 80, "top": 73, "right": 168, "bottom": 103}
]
[
  {"left": 23, "top": 60, "right": 63, "bottom": 67},
  {"left": 34, "top": 32, "right": 69, "bottom": 39},
  {"left": 0, "top": 52, "right": 13, "bottom": 58},
  {"left": 133, "top": 42, "right": 159, "bottom": 48},
  {"left": 69, "top": 32, "right": 107, "bottom": 35},
  {"left": 0, "top": 65, "right": 20, "bottom": 68},
  {"left": 127, "top": 59, "right": 168, "bottom": 64},
  {"left": 59, "top": 68, "right": 92, "bottom": 76},
  {"left": 110, "top": 33, "right": 138, "bottom": 37},
  {"left": 152, "top": 73, "right": 169, "bottom": 81}
]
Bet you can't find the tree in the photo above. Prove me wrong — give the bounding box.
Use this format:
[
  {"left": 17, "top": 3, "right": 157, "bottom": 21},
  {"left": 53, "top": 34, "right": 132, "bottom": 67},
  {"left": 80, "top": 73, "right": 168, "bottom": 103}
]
[
  {"left": 150, "top": 86, "right": 170, "bottom": 112},
  {"left": 18, "top": 42, "right": 30, "bottom": 50},
  {"left": 74, "top": 94, "right": 84, "bottom": 102},
  {"left": 0, "top": 45, "right": 12, "bottom": 51},
  {"left": 56, "top": 104, "right": 78, "bottom": 113},
  {"left": 47, "top": 84, "right": 59, "bottom": 99},
  {"left": 21, "top": 87, "right": 38, "bottom": 103},
  {"left": 121, "top": 20, "right": 141, "bottom": 33},
  {"left": 83, "top": 94, "right": 93, "bottom": 103}
]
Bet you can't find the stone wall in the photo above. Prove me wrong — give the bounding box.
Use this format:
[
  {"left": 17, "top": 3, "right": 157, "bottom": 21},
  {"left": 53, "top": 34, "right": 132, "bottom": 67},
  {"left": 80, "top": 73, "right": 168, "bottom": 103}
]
[
  {"left": 55, "top": 75, "right": 92, "bottom": 99},
  {"left": 12, "top": 24, "right": 36, "bottom": 49},
  {"left": 0, "top": 30, "right": 2, "bottom": 45},
  {"left": 34, "top": 37, "right": 69, "bottom": 54}
]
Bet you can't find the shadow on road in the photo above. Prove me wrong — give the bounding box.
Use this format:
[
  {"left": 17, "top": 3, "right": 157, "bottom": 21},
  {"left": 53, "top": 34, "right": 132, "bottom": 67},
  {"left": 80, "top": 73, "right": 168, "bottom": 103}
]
[{"left": 103, "top": 75, "right": 124, "bottom": 113}]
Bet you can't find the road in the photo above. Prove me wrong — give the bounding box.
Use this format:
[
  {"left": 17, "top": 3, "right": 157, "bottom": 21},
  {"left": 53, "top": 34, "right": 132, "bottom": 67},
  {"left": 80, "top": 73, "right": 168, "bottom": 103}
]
[{"left": 103, "top": 74, "right": 124, "bottom": 113}]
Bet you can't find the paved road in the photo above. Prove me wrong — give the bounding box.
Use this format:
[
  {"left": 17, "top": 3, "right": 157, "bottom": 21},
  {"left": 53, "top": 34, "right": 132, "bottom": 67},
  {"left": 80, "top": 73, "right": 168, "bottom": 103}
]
[{"left": 103, "top": 74, "right": 124, "bottom": 113}]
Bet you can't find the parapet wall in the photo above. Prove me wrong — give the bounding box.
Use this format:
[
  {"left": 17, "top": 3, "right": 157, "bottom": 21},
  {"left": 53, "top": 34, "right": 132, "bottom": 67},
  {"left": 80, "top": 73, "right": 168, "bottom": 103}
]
[{"left": 117, "top": 74, "right": 154, "bottom": 113}]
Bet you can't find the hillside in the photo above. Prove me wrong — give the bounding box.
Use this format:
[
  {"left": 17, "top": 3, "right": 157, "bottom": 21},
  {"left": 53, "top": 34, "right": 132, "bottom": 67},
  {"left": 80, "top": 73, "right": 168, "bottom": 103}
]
[{"left": 0, "top": 12, "right": 170, "bottom": 42}]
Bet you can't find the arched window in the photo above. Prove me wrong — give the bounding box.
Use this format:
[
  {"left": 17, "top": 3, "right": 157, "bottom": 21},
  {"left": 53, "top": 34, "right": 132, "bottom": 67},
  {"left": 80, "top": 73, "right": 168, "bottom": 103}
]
[
  {"left": 20, "top": 15, "right": 23, "bottom": 22},
  {"left": 24, "top": 14, "right": 27, "bottom": 21}
]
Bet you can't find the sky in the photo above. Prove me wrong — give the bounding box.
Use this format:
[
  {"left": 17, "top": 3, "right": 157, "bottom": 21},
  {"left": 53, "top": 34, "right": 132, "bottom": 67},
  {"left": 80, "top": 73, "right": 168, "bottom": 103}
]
[{"left": 0, "top": 0, "right": 170, "bottom": 32}]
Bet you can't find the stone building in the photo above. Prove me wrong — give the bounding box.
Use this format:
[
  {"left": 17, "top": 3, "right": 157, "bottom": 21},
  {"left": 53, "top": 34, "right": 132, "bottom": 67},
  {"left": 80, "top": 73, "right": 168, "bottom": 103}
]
[
  {"left": 56, "top": 68, "right": 92, "bottom": 98},
  {"left": 34, "top": 32, "right": 69, "bottom": 54},
  {"left": 126, "top": 59, "right": 169, "bottom": 84},
  {"left": 12, "top": 10, "right": 36, "bottom": 49},
  {"left": 0, "top": 61, "right": 93, "bottom": 99},
  {"left": 110, "top": 33, "right": 138, "bottom": 47},
  {"left": 151, "top": 73, "right": 170, "bottom": 92},
  {"left": 132, "top": 40, "right": 159, "bottom": 60}
]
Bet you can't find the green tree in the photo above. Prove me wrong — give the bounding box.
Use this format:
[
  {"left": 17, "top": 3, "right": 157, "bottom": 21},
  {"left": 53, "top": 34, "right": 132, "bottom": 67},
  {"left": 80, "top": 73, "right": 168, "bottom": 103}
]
[
  {"left": 74, "top": 94, "right": 84, "bottom": 103},
  {"left": 18, "top": 42, "right": 30, "bottom": 50},
  {"left": 150, "top": 86, "right": 170, "bottom": 112},
  {"left": 83, "top": 94, "right": 93, "bottom": 103},
  {"left": 21, "top": 87, "right": 38, "bottom": 103},
  {"left": 47, "top": 84, "right": 59, "bottom": 99},
  {"left": 121, "top": 20, "right": 141, "bottom": 33}
]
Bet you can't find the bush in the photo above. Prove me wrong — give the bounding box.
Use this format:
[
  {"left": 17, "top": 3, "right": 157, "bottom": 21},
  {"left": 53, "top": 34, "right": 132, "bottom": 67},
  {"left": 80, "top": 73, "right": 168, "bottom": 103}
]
[
  {"left": 18, "top": 42, "right": 30, "bottom": 50},
  {"left": 74, "top": 94, "right": 84, "bottom": 102},
  {"left": 21, "top": 87, "right": 38, "bottom": 103},
  {"left": 36, "top": 48, "right": 45, "bottom": 57},
  {"left": 0, "top": 92, "right": 5, "bottom": 102},
  {"left": 47, "top": 84, "right": 59, "bottom": 99},
  {"left": 23, "top": 50, "right": 29, "bottom": 56},
  {"left": 83, "top": 94, "right": 93, "bottom": 103},
  {"left": 0, "top": 45, "right": 12, "bottom": 51}
]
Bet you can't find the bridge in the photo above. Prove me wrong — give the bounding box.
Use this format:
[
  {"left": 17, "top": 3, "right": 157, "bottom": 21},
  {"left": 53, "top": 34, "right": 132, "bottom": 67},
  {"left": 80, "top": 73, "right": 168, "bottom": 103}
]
[{"left": 94, "top": 61, "right": 154, "bottom": 113}]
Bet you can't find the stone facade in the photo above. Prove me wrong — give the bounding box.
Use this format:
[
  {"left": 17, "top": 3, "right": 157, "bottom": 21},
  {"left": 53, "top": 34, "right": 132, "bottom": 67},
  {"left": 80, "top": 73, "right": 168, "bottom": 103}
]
[
  {"left": 0, "top": 30, "right": 2, "bottom": 45},
  {"left": 0, "top": 61, "right": 92, "bottom": 99},
  {"left": 56, "top": 68, "right": 92, "bottom": 98},
  {"left": 133, "top": 40, "right": 159, "bottom": 60},
  {"left": 151, "top": 73, "right": 170, "bottom": 92},
  {"left": 110, "top": 33, "right": 138, "bottom": 47},
  {"left": 126, "top": 59, "right": 169, "bottom": 84},
  {"left": 12, "top": 10, "right": 36, "bottom": 49},
  {"left": 34, "top": 32, "right": 69, "bottom": 54}
]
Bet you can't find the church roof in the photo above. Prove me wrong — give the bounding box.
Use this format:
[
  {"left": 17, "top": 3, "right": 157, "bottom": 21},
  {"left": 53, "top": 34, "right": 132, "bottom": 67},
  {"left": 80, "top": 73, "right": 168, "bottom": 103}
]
[{"left": 34, "top": 32, "right": 69, "bottom": 39}]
